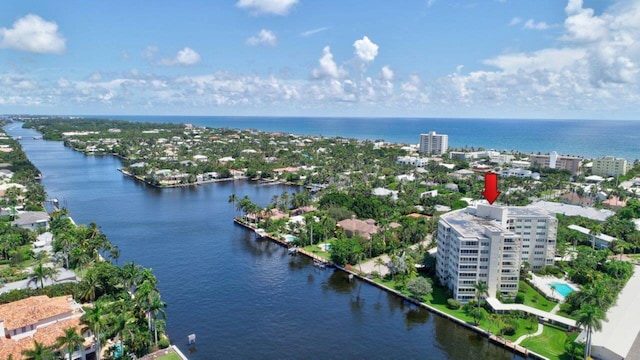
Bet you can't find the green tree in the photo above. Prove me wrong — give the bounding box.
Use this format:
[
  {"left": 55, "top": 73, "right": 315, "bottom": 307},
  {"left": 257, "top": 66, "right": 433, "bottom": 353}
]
[
  {"left": 55, "top": 327, "right": 84, "bottom": 360},
  {"left": 576, "top": 304, "right": 607, "bottom": 360},
  {"left": 28, "top": 263, "right": 58, "bottom": 289},
  {"left": 407, "top": 277, "right": 433, "bottom": 300},
  {"left": 473, "top": 280, "right": 489, "bottom": 312},
  {"left": 81, "top": 301, "right": 107, "bottom": 360},
  {"left": 21, "top": 340, "right": 55, "bottom": 360}
]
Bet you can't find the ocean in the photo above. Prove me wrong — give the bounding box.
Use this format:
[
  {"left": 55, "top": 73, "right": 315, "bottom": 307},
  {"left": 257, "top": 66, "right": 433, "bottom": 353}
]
[{"left": 88, "top": 115, "right": 640, "bottom": 160}]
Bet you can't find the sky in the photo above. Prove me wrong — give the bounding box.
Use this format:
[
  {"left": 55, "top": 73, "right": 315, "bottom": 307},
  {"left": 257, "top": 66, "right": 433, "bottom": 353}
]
[{"left": 0, "top": 0, "right": 639, "bottom": 119}]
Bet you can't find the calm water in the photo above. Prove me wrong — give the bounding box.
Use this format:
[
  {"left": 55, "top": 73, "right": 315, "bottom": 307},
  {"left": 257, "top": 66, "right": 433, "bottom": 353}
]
[
  {"left": 4, "top": 122, "right": 521, "bottom": 359},
  {"left": 90, "top": 115, "right": 640, "bottom": 160}
]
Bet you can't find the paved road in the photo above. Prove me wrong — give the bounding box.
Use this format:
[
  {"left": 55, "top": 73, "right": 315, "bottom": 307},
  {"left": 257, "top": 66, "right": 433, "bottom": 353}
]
[{"left": 0, "top": 267, "right": 78, "bottom": 294}]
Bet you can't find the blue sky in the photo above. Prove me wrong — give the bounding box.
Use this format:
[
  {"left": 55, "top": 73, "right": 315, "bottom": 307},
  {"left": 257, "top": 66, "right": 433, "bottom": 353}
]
[{"left": 0, "top": 0, "right": 638, "bottom": 119}]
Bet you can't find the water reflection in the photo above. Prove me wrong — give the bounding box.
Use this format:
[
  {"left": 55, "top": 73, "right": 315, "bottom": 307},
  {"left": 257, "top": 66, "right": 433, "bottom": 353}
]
[
  {"left": 322, "top": 270, "right": 356, "bottom": 294},
  {"left": 404, "top": 307, "right": 430, "bottom": 331}
]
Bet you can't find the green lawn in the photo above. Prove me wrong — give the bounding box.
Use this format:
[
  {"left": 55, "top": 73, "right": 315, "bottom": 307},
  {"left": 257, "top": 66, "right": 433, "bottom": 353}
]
[
  {"left": 519, "top": 280, "right": 557, "bottom": 311},
  {"left": 157, "top": 353, "right": 181, "bottom": 360},
  {"left": 301, "top": 245, "right": 331, "bottom": 260},
  {"left": 520, "top": 324, "right": 580, "bottom": 360}
]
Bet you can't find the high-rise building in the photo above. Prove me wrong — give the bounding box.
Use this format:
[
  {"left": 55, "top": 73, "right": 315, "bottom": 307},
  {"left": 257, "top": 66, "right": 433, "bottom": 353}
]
[
  {"left": 592, "top": 156, "right": 628, "bottom": 177},
  {"left": 529, "top": 153, "right": 582, "bottom": 175},
  {"left": 436, "top": 204, "right": 557, "bottom": 302},
  {"left": 419, "top": 131, "right": 448, "bottom": 156}
]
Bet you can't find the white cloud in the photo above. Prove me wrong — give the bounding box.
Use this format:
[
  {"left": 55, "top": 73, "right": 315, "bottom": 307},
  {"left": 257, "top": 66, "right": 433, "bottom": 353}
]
[
  {"left": 236, "top": 0, "right": 298, "bottom": 15},
  {"left": 562, "top": 0, "right": 608, "bottom": 43},
  {"left": 88, "top": 72, "right": 103, "bottom": 82},
  {"left": 509, "top": 17, "right": 522, "bottom": 26},
  {"left": 353, "top": 36, "right": 379, "bottom": 62},
  {"left": 300, "top": 27, "right": 329, "bottom": 37},
  {"left": 5, "top": 0, "right": 640, "bottom": 118},
  {"left": 158, "top": 47, "right": 202, "bottom": 66},
  {"left": 381, "top": 66, "right": 394, "bottom": 81},
  {"left": 483, "top": 48, "right": 587, "bottom": 73},
  {"left": 247, "top": 29, "right": 277, "bottom": 46},
  {"left": 0, "top": 14, "right": 66, "bottom": 54},
  {"left": 312, "top": 46, "right": 346, "bottom": 79},
  {"left": 523, "top": 19, "right": 550, "bottom": 30}
]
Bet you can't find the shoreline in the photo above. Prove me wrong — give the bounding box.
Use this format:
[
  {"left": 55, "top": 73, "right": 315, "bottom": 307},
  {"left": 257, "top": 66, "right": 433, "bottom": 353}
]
[{"left": 232, "top": 218, "right": 546, "bottom": 360}]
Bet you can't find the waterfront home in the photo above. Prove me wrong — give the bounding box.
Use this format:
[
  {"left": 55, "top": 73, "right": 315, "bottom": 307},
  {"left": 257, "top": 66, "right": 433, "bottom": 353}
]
[
  {"left": 11, "top": 211, "right": 50, "bottom": 230},
  {"left": 337, "top": 217, "right": 379, "bottom": 240},
  {"left": 0, "top": 295, "right": 96, "bottom": 360}
]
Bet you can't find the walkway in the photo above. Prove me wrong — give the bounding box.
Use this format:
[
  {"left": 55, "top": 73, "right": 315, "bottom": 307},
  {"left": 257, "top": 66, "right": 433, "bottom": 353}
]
[
  {"left": 514, "top": 323, "right": 543, "bottom": 345},
  {"left": 0, "top": 267, "right": 78, "bottom": 294},
  {"left": 486, "top": 297, "right": 576, "bottom": 328}
]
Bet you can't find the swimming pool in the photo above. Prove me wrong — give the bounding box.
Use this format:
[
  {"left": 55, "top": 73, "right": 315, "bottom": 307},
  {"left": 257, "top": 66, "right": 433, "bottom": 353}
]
[
  {"left": 283, "top": 234, "right": 298, "bottom": 242},
  {"left": 549, "top": 282, "right": 575, "bottom": 297}
]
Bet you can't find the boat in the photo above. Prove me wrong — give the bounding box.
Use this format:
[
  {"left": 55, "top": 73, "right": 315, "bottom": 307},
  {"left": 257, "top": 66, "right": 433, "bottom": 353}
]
[
  {"left": 287, "top": 246, "right": 298, "bottom": 255},
  {"left": 314, "top": 259, "right": 326, "bottom": 268}
]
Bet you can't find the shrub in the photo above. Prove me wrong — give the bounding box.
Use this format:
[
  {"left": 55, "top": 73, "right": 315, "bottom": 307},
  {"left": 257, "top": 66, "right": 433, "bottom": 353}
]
[
  {"left": 515, "top": 293, "right": 525, "bottom": 304},
  {"left": 158, "top": 337, "right": 171, "bottom": 349},
  {"left": 501, "top": 324, "right": 516, "bottom": 336},
  {"left": 446, "top": 298, "right": 461, "bottom": 310},
  {"left": 559, "top": 302, "right": 574, "bottom": 315}
]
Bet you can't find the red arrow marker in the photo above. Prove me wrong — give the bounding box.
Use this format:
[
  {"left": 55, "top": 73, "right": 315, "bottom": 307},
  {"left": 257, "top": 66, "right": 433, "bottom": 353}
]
[{"left": 482, "top": 172, "right": 501, "bottom": 205}]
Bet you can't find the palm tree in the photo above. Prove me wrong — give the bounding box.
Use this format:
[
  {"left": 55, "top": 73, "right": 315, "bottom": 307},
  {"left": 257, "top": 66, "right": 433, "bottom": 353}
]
[
  {"left": 374, "top": 257, "right": 386, "bottom": 278},
  {"left": 550, "top": 284, "right": 557, "bottom": 298},
  {"left": 576, "top": 304, "right": 607, "bottom": 360},
  {"left": 228, "top": 193, "right": 238, "bottom": 218},
  {"left": 79, "top": 271, "right": 103, "bottom": 303},
  {"left": 473, "top": 280, "right": 489, "bottom": 312},
  {"left": 28, "top": 263, "right": 58, "bottom": 289},
  {"left": 21, "top": 340, "right": 55, "bottom": 360},
  {"left": 147, "top": 292, "right": 167, "bottom": 348},
  {"left": 81, "top": 301, "right": 107, "bottom": 360},
  {"left": 108, "top": 245, "right": 121, "bottom": 265},
  {"left": 589, "top": 224, "right": 604, "bottom": 249},
  {"left": 55, "top": 327, "right": 84, "bottom": 360}
]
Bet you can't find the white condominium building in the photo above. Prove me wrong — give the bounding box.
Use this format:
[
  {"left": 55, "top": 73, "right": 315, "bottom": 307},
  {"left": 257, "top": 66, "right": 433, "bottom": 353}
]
[
  {"left": 592, "top": 156, "right": 628, "bottom": 177},
  {"left": 436, "top": 204, "right": 557, "bottom": 302},
  {"left": 419, "top": 131, "right": 448, "bottom": 156}
]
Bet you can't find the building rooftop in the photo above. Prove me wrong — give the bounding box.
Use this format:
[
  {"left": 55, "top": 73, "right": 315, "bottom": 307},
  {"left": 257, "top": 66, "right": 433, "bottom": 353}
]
[
  {"left": 528, "top": 200, "right": 614, "bottom": 221},
  {"left": 0, "top": 295, "right": 74, "bottom": 330},
  {"left": 440, "top": 207, "right": 501, "bottom": 239},
  {"left": 11, "top": 211, "right": 50, "bottom": 226},
  {"left": 0, "top": 317, "right": 88, "bottom": 360}
]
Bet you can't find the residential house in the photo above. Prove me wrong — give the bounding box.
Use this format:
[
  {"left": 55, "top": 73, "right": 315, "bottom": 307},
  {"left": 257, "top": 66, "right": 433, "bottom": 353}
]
[
  {"left": 337, "top": 218, "right": 379, "bottom": 240},
  {"left": 12, "top": 211, "right": 50, "bottom": 230},
  {"left": 0, "top": 295, "right": 96, "bottom": 360}
]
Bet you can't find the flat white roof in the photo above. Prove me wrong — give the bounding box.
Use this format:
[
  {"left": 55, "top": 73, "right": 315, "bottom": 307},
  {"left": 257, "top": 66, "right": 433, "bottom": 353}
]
[
  {"left": 486, "top": 297, "right": 576, "bottom": 328},
  {"left": 590, "top": 265, "right": 640, "bottom": 359},
  {"left": 528, "top": 201, "right": 614, "bottom": 221},
  {"left": 567, "top": 224, "right": 616, "bottom": 243}
]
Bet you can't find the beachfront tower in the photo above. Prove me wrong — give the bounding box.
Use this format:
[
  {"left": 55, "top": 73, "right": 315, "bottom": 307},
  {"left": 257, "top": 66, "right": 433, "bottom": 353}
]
[
  {"left": 436, "top": 204, "right": 556, "bottom": 302},
  {"left": 419, "top": 131, "right": 448, "bottom": 156}
]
